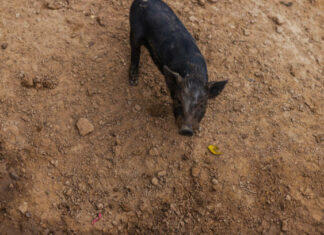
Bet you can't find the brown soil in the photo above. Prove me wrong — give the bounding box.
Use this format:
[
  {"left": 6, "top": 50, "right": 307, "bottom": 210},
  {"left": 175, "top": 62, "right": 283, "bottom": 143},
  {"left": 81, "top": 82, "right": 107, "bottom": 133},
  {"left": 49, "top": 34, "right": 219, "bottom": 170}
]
[{"left": 0, "top": 0, "right": 323, "bottom": 234}]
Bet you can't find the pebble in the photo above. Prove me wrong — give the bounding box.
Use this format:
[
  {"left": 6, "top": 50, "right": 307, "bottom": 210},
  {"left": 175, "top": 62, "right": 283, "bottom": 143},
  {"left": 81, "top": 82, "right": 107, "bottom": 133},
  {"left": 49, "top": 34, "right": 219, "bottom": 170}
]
[
  {"left": 270, "top": 15, "right": 285, "bottom": 25},
  {"left": 96, "top": 203, "right": 104, "bottom": 210},
  {"left": 1, "top": 43, "right": 8, "bottom": 49},
  {"left": 211, "top": 178, "right": 218, "bottom": 185},
  {"left": 18, "top": 202, "right": 28, "bottom": 214},
  {"left": 149, "top": 147, "right": 159, "bottom": 156},
  {"left": 197, "top": 0, "right": 205, "bottom": 6},
  {"left": 151, "top": 177, "right": 159, "bottom": 186},
  {"left": 134, "top": 104, "right": 141, "bottom": 111},
  {"left": 76, "top": 118, "right": 94, "bottom": 136},
  {"left": 276, "top": 26, "right": 283, "bottom": 34},
  {"left": 315, "top": 134, "right": 324, "bottom": 143},
  {"left": 157, "top": 170, "right": 167, "bottom": 177},
  {"left": 280, "top": 1, "right": 293, "bottom": 7},
  {"left": 9, "top": 171, "right": 19, "bottom": 180},
  {"left": 65, "top": 188, "right": 73, "bottom": 196},
  {"left": 189, "top": 16, "right": 198, "bottom": 23},
  {"left": 113, "top": 145, "right": 122, "bottom": 157},
  {"left": 243, "top": 29, "right": 250, "bottom": 36},
  {"left": 281, "top": 219, "right": 289, "bottom": 232},
  {"left": 50, "top": 160, "right": 58, "bottom": 167},
  {"left": 191, "top": 166, "right": 201, "bottom": 177},
  {"left": 21, "top": 75, "right": 34, "bottom": 88}
]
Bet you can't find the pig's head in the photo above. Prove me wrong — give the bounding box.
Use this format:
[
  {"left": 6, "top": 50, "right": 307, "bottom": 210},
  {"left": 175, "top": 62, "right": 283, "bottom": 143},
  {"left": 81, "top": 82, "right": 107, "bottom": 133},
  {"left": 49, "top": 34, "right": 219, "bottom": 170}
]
[{"left": 164, "top": 66, "right": 227, "bottom": 136}]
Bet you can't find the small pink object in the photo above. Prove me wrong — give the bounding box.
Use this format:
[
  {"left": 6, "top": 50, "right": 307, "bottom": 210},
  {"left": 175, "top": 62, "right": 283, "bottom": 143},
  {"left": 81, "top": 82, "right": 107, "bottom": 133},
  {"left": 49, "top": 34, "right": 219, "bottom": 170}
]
[{"left": 91, "top": 213, "right": 102, "bottom": 225}]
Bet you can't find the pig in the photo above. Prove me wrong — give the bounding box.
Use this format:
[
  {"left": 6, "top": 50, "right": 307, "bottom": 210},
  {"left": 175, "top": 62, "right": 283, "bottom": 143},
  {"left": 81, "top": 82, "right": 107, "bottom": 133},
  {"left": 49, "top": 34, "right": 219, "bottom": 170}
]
[{"left": 129, "top": 0, "right": 227, "bottom": 136}]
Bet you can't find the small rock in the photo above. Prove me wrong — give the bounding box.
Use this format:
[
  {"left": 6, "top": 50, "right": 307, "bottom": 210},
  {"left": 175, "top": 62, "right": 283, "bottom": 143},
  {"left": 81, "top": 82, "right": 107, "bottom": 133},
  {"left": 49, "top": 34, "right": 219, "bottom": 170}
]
[
  {"left": 285, "top": 194, "right": 291, "bottom": 201},
  {"left": 243, "top": 29, "right": 250, "bottom": 36},
  {"left": 315, "top": 134, "right": 324, "bottom": 143},
  {"left": 280, "top": 1, "right": 293, "bottom": 7},
  {"left": 134, "top": 104, "right": 141, "bottom": 111},
  {"left": 64, "top": 188, "right": 73, "bottom": 196},
  {"left": 151, "top": 177, "right": 159, "bottom": 186},
  {"left": 149, "top": 147, "right": 159, "bottom": 156},
  {"left": 191, "top": 166, "right": 201, "bottom": 177},
  {"left": 189, "top": 16, "right": 198, "bottom": 23},
  {"left": 96, "top": 203, "right": 104, "bottom": 210},
  {"left": 76, "top": 118, "right": 94, "bottom": 136},
  {"left": 18, "top": 202, "right": 28, "bottom": 214},
  {"left": 276, "top": 26, "right": 283, "bottom": 34},
  {"left": 254, "top": 71, "right": 263, "bottom": 78},
  {"left": 25, "top": 212, "right": 31, "bottom": 218},
  {"left": 45, "top": 0, "right": 68, "bottom": 10},
  {"left": 96, "top": 16, "right": 106, "bottom": 27},
  {"left": 270, "top": 15, "right": 285, "bottom": 25},
  {"left": 21, "top": 74, "right": 34, "bottom": 88},
  {"left": 50, "top": 160, "right": 58, "bottom": 167},
  {"left": 1, "top": 43, "right": 8, "bottom": 49},
  {"left": 9, "top": 171, "right": 19, "bottom": 180},
  {"left": 113, "top": 145, "right": 122, "bottom": 157},
  {"left": 197, "top": 0, "right": 205, "bottom": 6},
  {"left": 211, "top": 178, "right": 218, "bottom": 185},
  {"left": 281, "top": 219, "right": 289, "bottom": 232},
  {"left": 157, "top": 170, "right": 167, "bottom": 177}
]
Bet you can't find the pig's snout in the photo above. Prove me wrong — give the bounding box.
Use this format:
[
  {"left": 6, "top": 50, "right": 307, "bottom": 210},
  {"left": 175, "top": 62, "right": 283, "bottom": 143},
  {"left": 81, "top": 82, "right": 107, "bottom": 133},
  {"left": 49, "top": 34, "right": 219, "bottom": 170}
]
[{"left": 179, "top": 125, "right": 194, "bottom": 136}]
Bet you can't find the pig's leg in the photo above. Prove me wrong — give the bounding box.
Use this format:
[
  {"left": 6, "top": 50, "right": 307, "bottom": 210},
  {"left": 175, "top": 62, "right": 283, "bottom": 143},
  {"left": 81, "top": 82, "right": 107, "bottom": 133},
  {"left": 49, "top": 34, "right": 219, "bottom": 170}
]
[{"left": 129, "top": 30, "right": 143, "bottom": 86}]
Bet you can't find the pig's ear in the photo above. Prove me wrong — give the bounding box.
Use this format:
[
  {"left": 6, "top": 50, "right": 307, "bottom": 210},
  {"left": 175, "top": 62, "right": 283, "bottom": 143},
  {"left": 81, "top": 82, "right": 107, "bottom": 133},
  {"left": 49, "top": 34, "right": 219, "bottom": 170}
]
[
  {"left": 163, "top": 66, "right": 183, "bottom": 84},
  {"left": 208, "top": 80, "right": 228, "bottom": 99}
]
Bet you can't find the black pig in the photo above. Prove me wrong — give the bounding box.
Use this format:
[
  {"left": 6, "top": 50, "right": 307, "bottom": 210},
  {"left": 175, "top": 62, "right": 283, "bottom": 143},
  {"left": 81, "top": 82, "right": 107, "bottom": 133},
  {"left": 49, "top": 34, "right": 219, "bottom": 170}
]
[{"left": 129, "top": 0, "right": 227, "bottom": 136}]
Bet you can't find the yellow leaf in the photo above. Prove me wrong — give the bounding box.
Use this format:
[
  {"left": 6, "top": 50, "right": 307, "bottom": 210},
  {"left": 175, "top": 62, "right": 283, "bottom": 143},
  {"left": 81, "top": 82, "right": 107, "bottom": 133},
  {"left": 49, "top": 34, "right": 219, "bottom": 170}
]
[{"left": 208, "top": 145, "right": 222, "bottom": 155}]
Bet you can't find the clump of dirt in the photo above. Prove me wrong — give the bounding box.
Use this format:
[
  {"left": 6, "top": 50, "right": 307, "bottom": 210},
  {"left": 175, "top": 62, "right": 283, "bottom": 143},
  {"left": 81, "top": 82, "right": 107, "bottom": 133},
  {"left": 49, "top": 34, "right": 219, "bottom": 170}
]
[{"left": 0, "top": 0, "right": 323, "bottom": 234}]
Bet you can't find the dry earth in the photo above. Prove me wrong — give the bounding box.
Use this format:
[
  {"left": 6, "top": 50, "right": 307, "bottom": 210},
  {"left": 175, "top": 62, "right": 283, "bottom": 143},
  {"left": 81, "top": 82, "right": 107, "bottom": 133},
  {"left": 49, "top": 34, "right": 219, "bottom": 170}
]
[{"left": 0, "top": 0, "right": 324, "bottom": 234}]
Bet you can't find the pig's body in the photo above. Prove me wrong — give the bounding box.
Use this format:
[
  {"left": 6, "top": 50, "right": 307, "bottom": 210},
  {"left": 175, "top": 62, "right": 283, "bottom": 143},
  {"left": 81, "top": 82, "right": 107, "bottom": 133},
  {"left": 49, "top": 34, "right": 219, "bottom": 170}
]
[{"left": 129, "top": 0, "right": 227, "bottom": 136}]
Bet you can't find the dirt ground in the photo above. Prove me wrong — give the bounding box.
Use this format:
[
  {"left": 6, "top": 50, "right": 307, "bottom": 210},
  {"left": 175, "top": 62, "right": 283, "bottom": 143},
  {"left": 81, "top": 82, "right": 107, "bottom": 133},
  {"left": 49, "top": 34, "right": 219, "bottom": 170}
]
[{"left": 0, "top": 0, "right": 323, "bottom": 234}]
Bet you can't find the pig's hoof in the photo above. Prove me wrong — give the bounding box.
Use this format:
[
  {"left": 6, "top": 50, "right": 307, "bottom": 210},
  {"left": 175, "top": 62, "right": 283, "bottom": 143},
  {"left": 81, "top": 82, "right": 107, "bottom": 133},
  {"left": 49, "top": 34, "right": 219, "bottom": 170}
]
[{"left": 129, "top": 74, "right": 138, "bottom": 86}]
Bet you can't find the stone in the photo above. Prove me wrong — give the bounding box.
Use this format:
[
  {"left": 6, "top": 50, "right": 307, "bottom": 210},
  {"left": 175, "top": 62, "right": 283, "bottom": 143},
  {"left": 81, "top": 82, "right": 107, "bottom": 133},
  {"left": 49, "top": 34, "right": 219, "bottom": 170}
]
[
  {"left": 243, "top": 29, "right": 250, "bottom": 36},
  {"left": 281, "top": 220, "right": 289, "bottom": 232},
  {"left": 276, "top": 26, "right": 283, "bottom": 34},
  {"left": 21, "top": 74, "right": 34, "bottom": 88},
  {"left": 315, "top": 134, "right": 324, "bottom": 143},
  {"left": 134, "top": 104, "right": 141, "bottom": 111},
  {"left": 270, "top": 15, "right": 285, "bottom": 25},
  {"left": 151, "top": 177, "right": 159, "bottom": 186},
  {"left": 211, "top": 178, "right": 218, "bottom": 185},
  {"left": 191, "top": 166, "right": 201, "bottom": 177},
  {"left": 149, "top": 147, "right": 159, "bottom": 156},
  {"left": 1, "top": 43, "right": 8, "bottom": 49},
  {"left": 18, "top": 202, "right": 28, "bottom": 214},
  {"left": 96, "top": 203, "right": 104, "bottom": 210},
  {"left": 157, "top": 170, "right": 167, "bottom": 177},
  {"left": 197, "top": 0, "right": 205, "bottom": 6},
  {"left": 76, "top": 118, "right": 94, "bottom": 136}
]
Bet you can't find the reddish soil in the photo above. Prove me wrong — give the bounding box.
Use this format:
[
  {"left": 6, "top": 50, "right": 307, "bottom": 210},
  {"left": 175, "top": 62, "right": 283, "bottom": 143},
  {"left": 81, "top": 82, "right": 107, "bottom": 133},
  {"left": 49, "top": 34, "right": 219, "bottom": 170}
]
[{"left": 0, "top": 0, "right": 323, "bottom": 234}]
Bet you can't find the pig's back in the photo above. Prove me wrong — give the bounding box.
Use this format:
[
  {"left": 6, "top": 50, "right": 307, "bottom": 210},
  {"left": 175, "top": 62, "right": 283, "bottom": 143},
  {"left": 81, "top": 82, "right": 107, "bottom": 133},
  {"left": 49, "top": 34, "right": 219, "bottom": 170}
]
[{"left": 131, "top": 0, "right": 206, "bottom": 78}]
